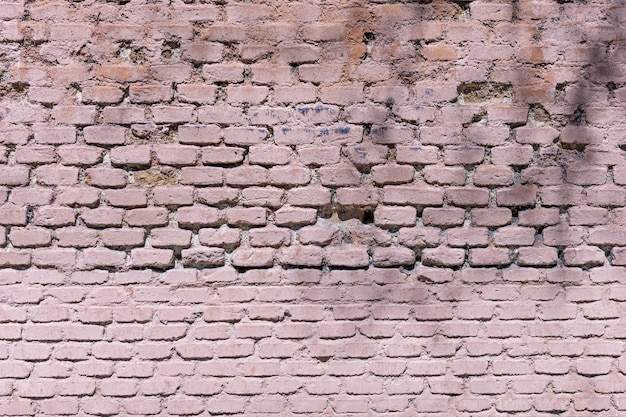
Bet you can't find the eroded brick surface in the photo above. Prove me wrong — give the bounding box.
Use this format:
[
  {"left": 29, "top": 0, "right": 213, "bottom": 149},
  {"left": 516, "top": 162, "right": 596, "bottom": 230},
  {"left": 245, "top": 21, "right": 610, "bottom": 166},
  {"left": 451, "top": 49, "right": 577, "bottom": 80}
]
[{"left": 0, "top": 0, "right": 624, "bottom": 414}]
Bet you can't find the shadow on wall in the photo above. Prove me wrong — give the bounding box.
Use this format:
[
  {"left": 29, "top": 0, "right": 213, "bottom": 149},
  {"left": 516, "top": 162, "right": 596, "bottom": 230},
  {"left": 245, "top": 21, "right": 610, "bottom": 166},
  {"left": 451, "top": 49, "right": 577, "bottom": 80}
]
[
  {"left": 337, "top": 0, "right": 626, "bottom": 271},
  {"left": 517, "top": 0, "right": 626, "bottom": 264}
]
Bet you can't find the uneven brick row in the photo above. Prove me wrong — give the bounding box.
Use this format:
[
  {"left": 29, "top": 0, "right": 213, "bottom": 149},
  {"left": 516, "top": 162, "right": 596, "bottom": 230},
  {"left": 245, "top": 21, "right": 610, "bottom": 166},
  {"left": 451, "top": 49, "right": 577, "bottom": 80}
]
[{"left": 1, "top": 267, "right": 626, "bottom": 415}]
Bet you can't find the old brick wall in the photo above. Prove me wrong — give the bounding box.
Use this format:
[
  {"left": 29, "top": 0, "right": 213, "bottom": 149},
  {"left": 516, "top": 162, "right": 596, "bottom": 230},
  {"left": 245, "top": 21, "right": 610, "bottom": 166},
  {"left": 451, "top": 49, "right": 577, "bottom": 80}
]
[{"left": 0, "top": 0, "right": 624, "bottom": 415}]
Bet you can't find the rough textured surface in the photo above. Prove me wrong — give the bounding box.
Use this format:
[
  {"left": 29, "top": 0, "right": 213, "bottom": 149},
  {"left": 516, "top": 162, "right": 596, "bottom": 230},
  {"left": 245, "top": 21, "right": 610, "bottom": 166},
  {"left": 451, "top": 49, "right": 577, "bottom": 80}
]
[{"left": 0, "top": 0, "right": 625, "bottom": 415}]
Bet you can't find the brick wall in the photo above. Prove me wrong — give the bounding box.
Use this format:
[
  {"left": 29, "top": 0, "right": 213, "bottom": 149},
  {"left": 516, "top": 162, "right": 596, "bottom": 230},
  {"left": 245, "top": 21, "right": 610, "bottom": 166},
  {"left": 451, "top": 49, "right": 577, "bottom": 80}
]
[{"left": 0, "top": 0, "right": 624, "bottom": 415}]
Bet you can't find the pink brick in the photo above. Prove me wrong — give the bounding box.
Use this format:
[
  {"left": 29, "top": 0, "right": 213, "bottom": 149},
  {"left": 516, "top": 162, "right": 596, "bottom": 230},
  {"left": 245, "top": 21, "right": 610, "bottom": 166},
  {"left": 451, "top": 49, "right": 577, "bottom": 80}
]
[
  {"left": 126, "top": 208, "right": 169, "bottom": 227},
  {"left": 275, "top": 127, "right": 317, "bottom": 146},
  {"left": 153, "top": 186, "right": 194, "bottom": 206},
  {"left": 110, "top": 146, "right": 151, "bottom": 167},
  {"left": 83, "top": 126, "right": 126, "bottom": 145},
  {"left": 241, "top": 187, "right": 283, "bottom": 208},
  {"left": 152, "top": 106, "right": 194, "bottom": 124},
  {"left": 225, "top": 165, "right": 269, "bottom": 187},
  {"left": 131, "top": 249, "right": 174, "bottom": 269},
  {"left": 151, "top": 228, "right": 192, "bottom": 248},
  {"left": 196, "top": 187, "right": 238, "bottom": 205},
  {"left": 85, "top": 168, "right": 127, "bottom": 188},
  {"left": 231, "top": 247, "right": 275, "bottom": 267},
  {"left": 155, "top": 145, "right": 198, "bottom": 166},
  {"left": 34, "top": 127, "right": 76, "bottom": 145},
  {"left": 0, "top": 205, "right": 27, "bottom": 226},
  {"left": 518, "top": 207, "right": 560, "bottom": 226},
  {"left": 103, "top": 106, "right": 146, "bottom": 124},
  {"left": 9, "top": 228, "right": 52, "bottom": 248},
  {"left": 224, "top": 207, "right": 264, "bottom": 227},
  {"left": 15, "top": 146, "right": 55, "bottom": 165},
  {"left": 129, "top": 84, "right": 173, "bottom": 103},
  {"left": 198, "top": 105, "right": 243, "bottom": 124},
  {"left": 57, "top": 146, "right": 103, "bottom": 166},
  {"left": 105, "top": 189, "right": 147, "bottom": 208},
  {"left": 249, "top": 145, "right": 292, "bottom": 166},
  {"left": 82, "top": 86, "right": 124, "bottom": 104},
  {"left": 0, "top": 165, "right": 29, "bottom": 186},
  {"left": 375, "top": 206, "right": 417, "bottom": 227},
  {"left": 202, "top": 63, "right": 245, "bottom": 82},
  {"left": 182, "top": 248, "right": 225, "bottom": 267},
  {"left": 52, "top": 105, "right": 97, "bottom": 125},
  {"left": 270, "top": 166, "right": 311, "bottom": 186},
  {"left": 198, "top": 227, "right": 240, "bottom": 248}
]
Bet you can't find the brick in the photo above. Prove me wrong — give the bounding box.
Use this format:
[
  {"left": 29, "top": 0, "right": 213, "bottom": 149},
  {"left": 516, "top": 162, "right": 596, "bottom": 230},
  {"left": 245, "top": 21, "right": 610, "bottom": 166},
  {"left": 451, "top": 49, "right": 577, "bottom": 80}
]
[
  {"left": 126, "top": 207, "right": 168, "bottom": 226},
  {"left": 197, "top": 104, "right": 244, "bottom": 124},
  {"left": 422, "top": 247, "right": 465, "bottom": 267},
  {"left": 589, "top": 227, "right": 626, "bottom": 246},
  {"left": 198, "top": 227, "right": 240, "bottom": 248},
  {"left": 57, "top": 146, "right": 103, "bottom": 166},
  {"left": 155, "top": 145, "right": 198, "bottom": 166},
  {"left": 82, "top": 86, "right": 124, "bottom": 104},
  {"left": 226, "top": 207, "right": 266, "bottom": 227},
  {"left": 275, "top": 207, "right": 317, "bottom": 226},
  {"left": 543, "top": 225, "right": 584, "bottom": 246},
  {"left": 447, "top": 187, "right": 489, "bottom": 207},
  {"left": 588, "top": 185, "right": 626, "bottom": 206},
  {"left": 52, "top": 105, "right": 97, "bottom": 125},
  {"left": 566, "top": 164, "right": 607, "bottom": 185},
  {"left": 11, "top": 188, "right": 52, "bottom": 206},
  {"left": 110, "top": 146, "right": 151, "bottom": 167},
  {"left": 85, "top": 168, "right": 127, "bottom": 188},
  {"left": 374, "top": 205, "right": 417, "bottom": 227},
  {"left": 444, "top": 146, "right": 484, "bottom": 165},
  {"left": 82, "top": 208, "right": 124, "bottom": 228},
  {"left": 494, "top": 226, "right": 535, "bottom": 246},
  {"left": 496, "top": 185, "right": 537, "bottom": 206},
  {"left": 491, "top": 144, "right": 534, "bottom": 165},
  {"left": 131, "top": 249, "right": 174, "bottom": 269},
  {"left": 175, "top": 84, "right": 217, "bottom": 105},
  {"left": 561, "top": 126, "right": 603, "bottom": 146},
  {"left": 202, "top": 63, "right": 245, "bottom": 82},
  {"left": 103, "top": 106, "right": 146, "bottom": 124},
  {"left": 518, "top": 246, "right": 558, "bottom": 266},
  {"left": 0, "top": 205, "right": 29, "bottom": 226},
  {"left": 518, "top": 208, "right": 560, "bottom": 226},
  {"left": 323, "top": 246, "right": 369, "bottom": 268},
  {"left": 9, "top": 228, "right": 52, "bottom": 248},
  {"left": 150, "top": 64, "right": 193, "bottom": 83},
  {"left": 153, "top": 186, "right": 194, "bottom": 206},
  {"left": 447, "top": 227, "right": 489, "bottom": 248},
  {"left": 298, "top": 64, "right": 342, "bottom": 83},
  {"left": 279, "top": 245, "right": 323, "bottom": 267},
  {"left": 105, "top": 189, "right": 147, "bottom": 208},
  {"left": 269, "top": 166, "right": 311, "bottom": 187},
  {"left": 35, "top": 166, "right": 79, "bottom": 186},
  {"left": 0, "top": 128, "right": 29, "bottom": 145},
  {"left": 151, "top": 228, "right": 192, "bottom": 249},
  {"left": 231, "top": 247, "right": 275, "bottom": 268},
  {"left": 423, "top": 207, "right": 465, "bottom": 227},
  {"left": 182, "top": 248, "right": 225, "bottom": 267},
  {"left": 515, "top": 126, "right": 559, "bottom": 144},
  {"left": 180, "top": 167, "right": 223, "bottom": 186},
  {"left": 129, "top": 84, "right": 173, "bottom": 104},
  {"left": 383, "top": 185, "right": 444, "bottom": 206},
  {"left": 372, "top": 246, "right": 415, "bottom": 267},
  {"left": 15, "top": 146, "right": 55, "bottom": 165},
  {"left": 100, "top": 228, "right": 145, "bottom": 248},
  {"left": 226, "top": 165, "right": 269, "bottom": 186},
  {"left": 152, "top": 106, "right": 194, "bottom": 124},
  {"left": 84, "top": 126, "right": 126, "bottom": 146},
  {"left": 0, "top": 165, "right": 29, "bottom": 186}
]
